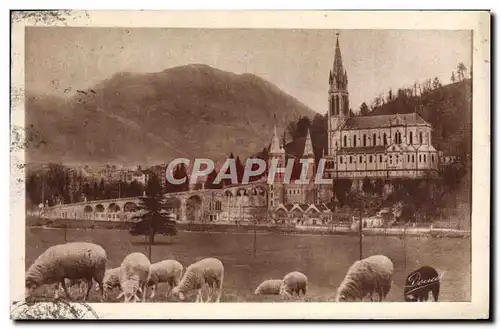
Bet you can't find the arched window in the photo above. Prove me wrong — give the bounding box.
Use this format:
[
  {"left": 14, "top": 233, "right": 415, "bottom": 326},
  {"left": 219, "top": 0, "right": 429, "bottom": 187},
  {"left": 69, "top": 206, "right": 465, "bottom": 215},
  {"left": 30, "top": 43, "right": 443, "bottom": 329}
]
[
  {"left": 432, "top": 154, "right": 435, "bottom": 163},
  {"left": 363, "top": 134, "right": 367, "bottom": 147},
  {"left": 369, "top": 155, "right": 372, "bottom": 163},
  {"left": 419, "top": 154, "right": 422, "bottom": 162},
  {"left": 424, "top": 154, "right": 427, "bottom": 162},
  {"left": 359, "top": 155, "right": 363, "bottom": 163},
  {"left": 379, "top": 155, "right": 383, "bottom": 162},
  {"left": 419, "top": 131, "right": 423, "bottom": 144},
  {"left": 349, "top": 156, "right": 353, "bottom": 164},
  {"left": 353, "top": 135, "right": 357, "bottom": 147},
  {"left": 343, "top": 135, "right": 347, "bottom": 147},
  {"left": 335, "top": 96, "right": 340, "bottom": 115},
  {"left": 395, "top": 131, "right": 402, "bottom": 144},
  {"left": 373, "top": 133, "right": 377, "bottom": 146},
  {"left": 344, "top": 96, "right": 349, "bottom": 115},
  {"left": 409, "top": 131, "right": 413, "bottom": 144},
  {"left": 340, "top": 157, "right": 343, "bottom": 164},
  {"left": 383, "top": 133, "right": 388, "bottom": 146}
]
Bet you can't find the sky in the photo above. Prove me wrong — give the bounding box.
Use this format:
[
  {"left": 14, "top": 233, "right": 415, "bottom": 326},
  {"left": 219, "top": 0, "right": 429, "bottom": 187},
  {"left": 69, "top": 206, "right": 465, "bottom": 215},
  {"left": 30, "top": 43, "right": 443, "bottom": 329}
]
[{"left": 25, "top": 28, "right": 472, "bottom": 114}]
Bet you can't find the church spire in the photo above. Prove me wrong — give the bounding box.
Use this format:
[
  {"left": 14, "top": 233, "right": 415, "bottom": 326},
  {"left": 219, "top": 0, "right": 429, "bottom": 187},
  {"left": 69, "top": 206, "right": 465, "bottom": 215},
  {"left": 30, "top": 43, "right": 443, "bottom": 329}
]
[
  {"left": 333, "top": 33, "right": 344, "bottom": 77},
  {"left": 332, "top": 32, "right": 347, "bottom": 91},
  {"left": 303, "top": 127, "right": 314, "bottom": 158},
  {"left": 269, "top": 115, "right": 284, "bottom": 155}
]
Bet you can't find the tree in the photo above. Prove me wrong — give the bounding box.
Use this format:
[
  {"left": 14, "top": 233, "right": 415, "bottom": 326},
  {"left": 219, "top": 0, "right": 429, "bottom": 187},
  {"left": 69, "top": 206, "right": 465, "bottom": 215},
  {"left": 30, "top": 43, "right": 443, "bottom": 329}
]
[
  {"left": 130, "top": 173, "right": 177, "bottom": 260},
  {"left": 457, "top": 62, "right": 467, "bottom": 81},
  {"left": 98, "top": 179, "right": 105, "bottom": 199},
  {"left": 310, "top": 113, "right": 328, "bottom": 160},
  {"left": 92, "top": 181, "right": 99, "bottom": 200},
  {"left": 359, "top": 102, "right": 370, "bottom": 116},
  {"left": 451, "top": 71, "right": 456, "bottom": 83},
  {"left": 432, "top": 77, "right": 442, "bottom": 90},
  {"left": 362, "top": 177, "right": 374, "bottom": 194},
  {"left": 128, "top": 180, "right": 144, "bottom": 197},
  {"left": 296, "top": 116, "right": 311, "bottom": 138},
  {"left": 387, "top": 89, "right": 394, "bottom": 102}
]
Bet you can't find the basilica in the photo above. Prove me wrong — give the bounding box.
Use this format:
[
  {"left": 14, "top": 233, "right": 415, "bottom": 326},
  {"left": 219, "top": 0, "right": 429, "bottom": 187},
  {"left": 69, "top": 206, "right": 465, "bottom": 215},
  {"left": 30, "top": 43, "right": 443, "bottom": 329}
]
[{"left": 265, "top": 34, "right": 440, "bottom": 213}]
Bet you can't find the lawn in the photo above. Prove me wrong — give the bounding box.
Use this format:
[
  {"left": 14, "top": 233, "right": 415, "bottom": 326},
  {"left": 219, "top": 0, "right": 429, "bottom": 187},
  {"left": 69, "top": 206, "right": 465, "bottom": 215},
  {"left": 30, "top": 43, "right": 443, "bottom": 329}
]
[{"left": 25, "top": 227, "right": 471, "bottom": 302}]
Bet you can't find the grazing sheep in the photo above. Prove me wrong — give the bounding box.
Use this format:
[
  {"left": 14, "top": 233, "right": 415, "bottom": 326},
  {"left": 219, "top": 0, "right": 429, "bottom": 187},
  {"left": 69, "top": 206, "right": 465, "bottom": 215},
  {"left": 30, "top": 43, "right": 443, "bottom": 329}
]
[
  {"left": 404, "top": 266, "right": 441, "bottom": 302},
  {"left": 336, "top": 255, "right": 394, "bottom": 302},
  {"left": 171, "top": 257, "right": 224, "bottom": 303},
  {"left": 147, "top": 259, "right": 184, "bottom": 299},
  {"left": 25, "top": 242, "right": 107, "bottom": 301},
  {"left": 279, "top": 272, "right": 308, "bottom": 297},
  {"left": 95, "top": 267, "right": 121, "bottom": 297},
  {"left": 254, "top": 279, "right": 283, "bottom": 295},
  {"left": 117, "top": 252, "right": 151, "bottom": 303}
]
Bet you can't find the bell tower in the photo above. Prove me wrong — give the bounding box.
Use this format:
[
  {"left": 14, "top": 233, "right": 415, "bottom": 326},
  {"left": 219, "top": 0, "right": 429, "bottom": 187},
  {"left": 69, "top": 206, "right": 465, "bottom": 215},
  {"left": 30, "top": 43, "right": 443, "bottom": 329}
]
[{"left": 328, "top": 32, "right": 350, "bottom": 155}]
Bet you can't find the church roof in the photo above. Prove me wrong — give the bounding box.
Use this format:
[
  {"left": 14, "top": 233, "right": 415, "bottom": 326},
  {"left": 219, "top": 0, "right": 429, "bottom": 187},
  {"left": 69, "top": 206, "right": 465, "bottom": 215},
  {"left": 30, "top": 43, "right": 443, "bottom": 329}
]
[
  {"left": 303, "top": 128, "right": 314, "bottom": 157},
  {"left": 416, "top": 144, "right": 438, "bottom": 152},
  {"left": 269, "top": 123, "right": 284, "bottom": 155},
  {"left": 342, "top": 113, "right": 430, "bottom": 130}
]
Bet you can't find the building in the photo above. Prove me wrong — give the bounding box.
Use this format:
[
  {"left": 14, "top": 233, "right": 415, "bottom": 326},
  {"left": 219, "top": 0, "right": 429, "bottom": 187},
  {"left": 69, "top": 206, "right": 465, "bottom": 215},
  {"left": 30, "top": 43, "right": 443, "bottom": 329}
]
[
  {"left": 323, "top": 34, "right": 439, "bottom": 182},
  {"left": 265, "top": 32, "right": 442, "bottom": 220}
]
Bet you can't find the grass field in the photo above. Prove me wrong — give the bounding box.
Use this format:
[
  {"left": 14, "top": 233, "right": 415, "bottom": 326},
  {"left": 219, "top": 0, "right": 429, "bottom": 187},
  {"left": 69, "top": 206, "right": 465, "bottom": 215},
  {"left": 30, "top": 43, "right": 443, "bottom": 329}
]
[{"left": 25, "top": 227, "right": 471, "bottom": 302}]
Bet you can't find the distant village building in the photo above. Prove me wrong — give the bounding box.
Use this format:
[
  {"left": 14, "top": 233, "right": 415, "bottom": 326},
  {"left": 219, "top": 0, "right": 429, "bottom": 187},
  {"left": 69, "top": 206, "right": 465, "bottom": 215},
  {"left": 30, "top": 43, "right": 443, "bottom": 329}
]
[{"left": 124, "top": 170, "right": 146, "bottom": 186}]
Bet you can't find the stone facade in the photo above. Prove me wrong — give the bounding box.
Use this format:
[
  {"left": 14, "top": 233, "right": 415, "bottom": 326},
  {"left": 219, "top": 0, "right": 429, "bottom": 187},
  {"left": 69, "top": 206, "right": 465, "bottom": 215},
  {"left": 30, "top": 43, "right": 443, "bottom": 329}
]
[{"left": 324, "top": 34, "right": 439, "bottom": 181}]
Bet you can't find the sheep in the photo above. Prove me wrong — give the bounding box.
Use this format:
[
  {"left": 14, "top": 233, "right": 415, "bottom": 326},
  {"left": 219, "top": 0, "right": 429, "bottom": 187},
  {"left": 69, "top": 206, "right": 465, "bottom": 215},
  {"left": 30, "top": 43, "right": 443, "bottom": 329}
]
[
  {"left": 25, "top": 242, "right": 107, "bottom": 301},
  {"left": 336, "top": 254, "right": 394, "bottom": 302},
  {"left": 254, "top": 279, "right": 283, "bottom": 295},
  {"left": 279, "top": 271, "right": 308, "bottom": 297},
  {"left": 94, "top": 267, "right": 121, "bottom": 297},
  {"left": 117, "top": 252, "right": 151, "bottom": 303},
  {"left": 404, "top": 266, "right": 441, "bottom": 302},
  {"left": 171, "top": 257, "right": 224, "bottom": 303},
  {"left": 146, "top": 259, "right": 184, "bottom": 299}
]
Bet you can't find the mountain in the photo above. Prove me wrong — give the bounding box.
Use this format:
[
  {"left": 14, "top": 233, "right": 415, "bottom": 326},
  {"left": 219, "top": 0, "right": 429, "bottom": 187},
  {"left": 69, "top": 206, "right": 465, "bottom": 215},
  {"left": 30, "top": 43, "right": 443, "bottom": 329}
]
[
  {"left": 25, "top": 64, "right": 316, "bottom": 166},
  {"left": 368, "top": 79, "right": 472, "bottom": 157}
]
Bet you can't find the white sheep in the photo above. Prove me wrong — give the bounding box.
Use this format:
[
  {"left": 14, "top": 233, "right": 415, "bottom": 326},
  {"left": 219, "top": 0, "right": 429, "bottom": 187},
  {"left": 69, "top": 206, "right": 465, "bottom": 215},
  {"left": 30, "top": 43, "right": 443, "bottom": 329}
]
[
  {"left": 171, "top": 257, "right": 224, "bottom": 303},
  {"left": 279, "top": 271, "right": 308, "bottom": 297},
  {"left": 147, "top": 259, "right": 184, "bottom": 299},
  {"left": 117, "top": 252, "right": 151, "bottom": 303},
  {"left": 254, "top": 279, "right": 283, "bottom": 295},
  {"left": 335, "top": 254, "right": 394, "bottom": 302},
  {"left": 25, "top": 242, "right": 107, "bottom": 301},
  {"left": 94, "top": 267, "right": 121, "bottom": 297}
]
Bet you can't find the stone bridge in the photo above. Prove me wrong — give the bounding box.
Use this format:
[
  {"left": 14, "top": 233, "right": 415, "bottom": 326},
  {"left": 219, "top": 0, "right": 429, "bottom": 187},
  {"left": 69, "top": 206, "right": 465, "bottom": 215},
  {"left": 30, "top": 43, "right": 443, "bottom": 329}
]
[{"left": 42, "top": 181, "right": 269, "bottom": 223}]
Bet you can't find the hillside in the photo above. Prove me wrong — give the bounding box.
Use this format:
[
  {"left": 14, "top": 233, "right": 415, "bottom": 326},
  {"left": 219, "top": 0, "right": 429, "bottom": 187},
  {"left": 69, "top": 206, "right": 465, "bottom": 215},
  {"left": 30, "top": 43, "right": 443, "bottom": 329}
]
[
  {"left": 25, "top": 64, "right": 315, "bottom": 166},
  {"left": 368, "top": 79, "right": 472, "bottom": 156}
]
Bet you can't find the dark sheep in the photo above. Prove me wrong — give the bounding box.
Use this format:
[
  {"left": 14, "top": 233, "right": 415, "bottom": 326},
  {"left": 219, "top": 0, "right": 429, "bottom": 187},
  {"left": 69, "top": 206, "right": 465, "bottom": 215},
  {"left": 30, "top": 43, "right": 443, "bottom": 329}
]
[{"left": 404, "top": 266, "right": 441, "bottom": 302}]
